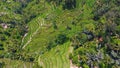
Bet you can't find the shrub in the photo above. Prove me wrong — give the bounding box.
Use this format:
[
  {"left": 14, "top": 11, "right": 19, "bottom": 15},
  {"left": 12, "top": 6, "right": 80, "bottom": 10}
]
[
  {"left": 0, "top": 62, "right": 5, "bottom": 68},
  {"left": 69, "top": 53, "right": 73, "bottom": 59},
  {"left": 55, "top": 34, "right": 68, "bottom": 45},
  {"left": 63, "top": 0, "right": 76, "bottom": 10}
]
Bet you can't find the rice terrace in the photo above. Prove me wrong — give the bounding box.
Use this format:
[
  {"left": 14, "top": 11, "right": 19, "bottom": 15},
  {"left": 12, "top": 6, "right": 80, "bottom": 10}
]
[{"left": 0, "top": 0, "right": 120, "bottom": 68}]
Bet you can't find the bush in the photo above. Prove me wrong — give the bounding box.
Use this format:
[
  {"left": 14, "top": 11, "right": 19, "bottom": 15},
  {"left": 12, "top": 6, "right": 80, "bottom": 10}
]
[
  {"left": 69, "top": 53, "right": 73, "bottom": 59},
  {"left": 46, "top": 34, "right": 68, "bottom": 50},
  {"left": 83, "top": 64, "right": 89, "bottom": 68},
  {"left": 47, "top": 41, "right": 56, "bottom": 50},
  {"left": 99, "top": 62, "right": 105, "bottom": 68},
  {"left": 0, "top": 62, "right": 5, "bottom": 68},
  {"left": 63, "top": 0, "right": 76, "bottom": 10},
  {"left": 55, "top": 34, "right": 68, "bottom": 45},
  {"left": 52, "top": 21, "right": 57, "bottom": 29},
  {"left": 72, "top": 55, "right": 78, "bottom": 64}
]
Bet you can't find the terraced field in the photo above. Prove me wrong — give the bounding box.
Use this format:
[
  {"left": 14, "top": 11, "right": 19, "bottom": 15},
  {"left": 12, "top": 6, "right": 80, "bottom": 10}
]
[
  {"left": 38, "top": 42, "right": 72, "bottom": 68},
  {"left": 20, "top": 13, "right": 73, "bottom": 68},
  {"left": 21, "top": 16, "right": 43, "bottom": 49},
  {"left": 0, "top": 58, "right": 34, "bottom": 68}
]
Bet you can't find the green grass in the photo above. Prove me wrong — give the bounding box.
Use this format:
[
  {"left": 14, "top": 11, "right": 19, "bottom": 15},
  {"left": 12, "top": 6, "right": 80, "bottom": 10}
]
[
  {"left": 22, "top": 1, "right": 96, "bottom": 68},
  {"left": 38, "top": 42, "right": 71, "bottom": 68},
  {"left": 21, "top": 16, "right": 42, "bottom": 47},
  {"left": 0, "top": 58, "right": 34, "bottom": 68},
  {"left": 22, "top": 4, "right": 83, "bottom": 68}
]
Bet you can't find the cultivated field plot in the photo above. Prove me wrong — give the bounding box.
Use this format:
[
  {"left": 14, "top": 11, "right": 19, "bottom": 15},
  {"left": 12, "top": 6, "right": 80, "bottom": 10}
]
[
  {"left": 38, "top": 42, "right": 71, "bottom": 68},
  {"left": 0, "top": 58, "right": 34, "bottom": 68}
]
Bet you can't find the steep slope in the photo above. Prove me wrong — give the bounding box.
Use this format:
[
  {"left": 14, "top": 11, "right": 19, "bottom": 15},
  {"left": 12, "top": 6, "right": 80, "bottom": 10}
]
[{"left": 0, "top": 0, "right": 120, "bottom": 68}]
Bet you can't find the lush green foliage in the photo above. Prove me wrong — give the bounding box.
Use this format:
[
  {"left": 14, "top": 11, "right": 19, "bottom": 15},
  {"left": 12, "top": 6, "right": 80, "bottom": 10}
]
[{"left": 0, "top": 0, "right": 120, "bottom": 68}]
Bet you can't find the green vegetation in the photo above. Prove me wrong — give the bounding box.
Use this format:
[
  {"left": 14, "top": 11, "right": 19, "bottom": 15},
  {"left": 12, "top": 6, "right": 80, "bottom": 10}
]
[
  {"left": 38, "top": 42, "right": 71, "bottom": 68},
  {"left": 0, "top": 0, "right": 120, "bottom": 68}
]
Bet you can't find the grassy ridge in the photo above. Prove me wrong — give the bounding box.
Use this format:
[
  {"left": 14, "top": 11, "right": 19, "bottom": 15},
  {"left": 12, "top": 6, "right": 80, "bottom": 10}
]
[
  {"left": 0, "top": 58, "right": 34, "bottom": 68},
  {"left": 38, "top": 42, "right": 71, "bottom": 68},
  {"left": 22, "top": 0, "right": 96, "bottom": 68},
  {"left": 21, "top": 16, "right": 42, "bottom": 48}
]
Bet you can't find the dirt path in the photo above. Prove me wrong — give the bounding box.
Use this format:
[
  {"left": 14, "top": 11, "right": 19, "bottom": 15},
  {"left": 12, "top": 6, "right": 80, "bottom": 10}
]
[
  {"left": 69, "top": 46, "right": 80, "bottom": 68},
  {"left": 22, "top": 19, "right": 44, "bottom": 49},
  {"left": 70, "top": 60, "right": 78, "bottom": 68},
  {"left": 21, "top": 33, "right": 28, "bottom": 46}
]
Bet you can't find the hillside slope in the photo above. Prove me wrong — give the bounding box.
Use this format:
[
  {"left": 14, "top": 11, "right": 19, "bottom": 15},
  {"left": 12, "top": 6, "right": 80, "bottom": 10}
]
[{"left": 0, "top": 0, "right": 120, "bottom": 68}]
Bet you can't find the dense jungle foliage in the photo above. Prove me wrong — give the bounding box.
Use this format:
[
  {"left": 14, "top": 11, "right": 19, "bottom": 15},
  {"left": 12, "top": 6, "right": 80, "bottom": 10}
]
[{"left": 0, "top": 0, "right": 120, "bottom": 68}]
